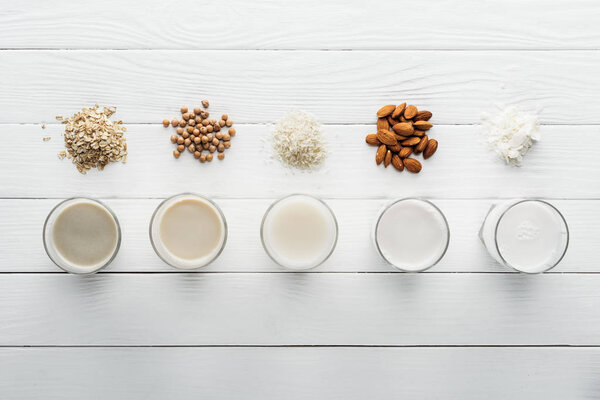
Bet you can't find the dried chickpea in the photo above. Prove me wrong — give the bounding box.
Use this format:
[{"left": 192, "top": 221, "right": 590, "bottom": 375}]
[
  {"left": 195, "top": 116, "right": 202, "bottom": 124},
  {"left": 184, "top": 138, "right": 191, "bottom": 146},
  {"left": 182, "top": 131, "right": 190, "bottom": 139},
  {"left": 179, "top": 120, "right": 186, "bottom": 127},
  {"left": 194, "top": 107, "right": 201, "bottom": 115},
  {"left": 189, "top": 112, "right": 195, "bottom": 119},
  {"left": 177, "top": 144, "right": 185, "bottom": 152},
  {"left": 182, "top": 113, "right": 190, "bottom": 121},
  {"left": 194, "top": 151, "right": 201, "bottom": 159},
  {"left": 177, "top": 137, "right": 184, "bottom": 145},
  {"left": 162, "top": 119, "right": 170, "bottom": 127},
  {"left": 206, "top": 134, "right": 213, "bottom": 141},
  {"left": 203, "top": 143, "right": 210, "bottom": 149},
  {"left": 209, "top": 145, "right": 216, "bottom": 153},
  {"left": 215, "top": 132, "right": 223, "bottom": 140},
  {"left": 193, "top": 136, "right": 201, "bottom": 144},
  {"left": 180, "top": 106, "right": 188, "bottom": 114},
  {"left": 206, "top": 153, "right": 213, "bottom": 162},
  {"left": 170, "top": 135, "right": 177, "bottom": 143},
  {"left": 217, "top": 143, "right": 225, "bottom": 152},
  {"left": 176, "top": 127, "right": 183, "bottom": 135},
  {"left": 221, "top": 114, "right": 228, "bottom": 121},
  {"left": 171, "top": 119, "right": 179, "bottom": 127},
  {"left": 202, "top": 100, "right": 209, "bottom": 108},
  {"left": 188, "top": 119, "right": 196, "bottom": 126},
  {"left": 217, "top": 153, "right": 225, "bottom": 160},
  {"left": 222, "top": 133, "right": 231, "bottom": 141},
  {"left": 225, "top": 119, "right": 233, "bottom": 127},
  {"left": 200, "top": 155, "right": 206, "bottom": 163},
  {"left": 193, "top": 128, "right": 200, "bottom": 136},
  {"left": 207, "top": 125, "right": 213, "bottom": 133},
  {"left": 173, "top": 149, "right": 180, "bottom": 158},
  {"left": 201, "top": 119, "right": 209, "bottom": 126},
  {"left": 219, "top": 119, "right": 226, "bottom": 127},
  {"left": 211, "top": 138, "right": 219, "bottom": 146},
  {"left": 186, "top": 126, "right": 194, "bottom": 133},
  {"left": 213, "top": 124, "right": 221, "bottom": 132},
  {"left": 200, "top": 126, "right": 207, "bottom": 134},
  {"left": 224, "top": 141, "right": 231, "bottom": 149},
  {"left": 188, "top": 144, "right": 195, "bottom": 152},
  {"left": 200, "top": 111, "right": 209, "bottom": 119},
  {"left": 201, "top": 136, "right": 209, "bottom": 143},
  {"left": 228, "top": 128, "right": 236, "bottom": 136}
]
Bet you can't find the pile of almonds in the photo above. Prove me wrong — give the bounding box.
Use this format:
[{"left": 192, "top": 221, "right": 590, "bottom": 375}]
[
  {"left": 162, "top": 100, "right": 235, "bottom": 163},
  {"left": 365, "top": 103, "right": 438, "bottom": 173}
]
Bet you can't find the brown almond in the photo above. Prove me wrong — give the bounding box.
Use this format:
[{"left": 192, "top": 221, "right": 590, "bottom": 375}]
[
  {"left": 391, "top": 155, "right": 404, "bottom": 171},
  {"left": 377, "top": 105, "right": 396, "bottom": 118},
  {"left": 392, "top": 122, "right": 414, "bottom": 136},
  {"left": 423, "top": 139, "right": 438, "bottom": 159},
  {"left": 388, "top": 143, "right": 402, "bottom": 153},
  {"left": 415, "top": 135, "right": 428, "bottom": 154},
  {"left": 377, "top": 118, "right": 389, "bottom": 131},
  {"left": 404, "top": 158, "right": 422, "bottom": 173},
  {"left": 401, "top": 136, "right": 421, "bottom": 146},
  {"left": 413, "top": 120, "right": 433, "bottom": 131},
  {"left": 395, "top": 134, "right": 409, "bottom": 141},
  {"left": 391, "top": 102, "right": 406, "bottom": 119},
  {"left": 413, "top": 129, "right": 425, "bottom": 137},
  {"left": 414, "top": 110, "right": 433, "bottom": 121},
  {"left": 399, "top": 147, "right": 413, "bottom": 158},
  {"left": 404, "top": 105, "right": 418, "bottom": 119},
  {"left": 365, "top": 134, "right": 380, "bottom": 146},
  {"left": 375, "top": 145, "right": 386, "bottom": 165},
  {"left": 400, "top": 116, "right": 408, "bottom": 123},
  {"left": 384, "top": 150, "right": 392, "bottom": 167},
  {"left": 387, "top": 116, "right": 399, "bottom": 127},
  {"left": 376, "top": 129, "right": 398, "bottom": 146}
]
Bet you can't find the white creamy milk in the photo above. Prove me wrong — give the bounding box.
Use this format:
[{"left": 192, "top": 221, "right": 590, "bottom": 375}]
[
  {"left": 261, "top": 195, "right": 337, "bottom": 270},
  {"left": 480, "top": 200, "right": 568, "bottom": 273},
  {"left": 375, "top": 199, "right": 449, "bottom": 272}
]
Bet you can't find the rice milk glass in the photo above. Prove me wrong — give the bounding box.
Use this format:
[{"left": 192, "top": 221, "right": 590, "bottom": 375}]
[
  {"left": 479, "top": 199, "right": 569, "bottom": 273},
  {"left": 43, "top": 198, "right": 121, "bottom": 274},
  {"left": 150, "top": 193, "right": 227, "bottom": 269},
  {"left": 375, "top": 198, "right": 449, "bottom": 272},
  {"left": 261, "top": 194, "right": 338, "bottom": 270}
]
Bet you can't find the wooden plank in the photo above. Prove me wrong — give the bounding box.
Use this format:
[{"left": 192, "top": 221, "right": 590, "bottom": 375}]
[
  {"left": 0, "top": 198, "right": 596, "bottom": 273},
  {"left": 1, "top": 0, "right": 599, "bottom": 50},
  {"left": 1, "top": 124, "right": 599, "bottom": 199},
  {"left": 0, "top": 51, "right": 599, "bottom": 124},
  {"left": 1, "top": 274, "right": 599, "bottom": 345},
  {"left": 1, "top": 347, "right": 598, "bottom": 399}
]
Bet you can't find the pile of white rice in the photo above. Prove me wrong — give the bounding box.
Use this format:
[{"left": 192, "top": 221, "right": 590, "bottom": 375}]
[{"left": 271, "top": 111, "right": 326, "bottom": 170}]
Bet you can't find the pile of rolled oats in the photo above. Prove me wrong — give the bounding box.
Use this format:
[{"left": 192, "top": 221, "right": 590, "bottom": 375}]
[{"left": 57, "top": 105, "right": 127, "bottom": 174}]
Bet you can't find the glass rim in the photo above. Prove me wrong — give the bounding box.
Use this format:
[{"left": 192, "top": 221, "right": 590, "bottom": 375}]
[
  {"left": 374, "top": 197, "right": 450, "bottom": 272},
  {"left": 493, "top": 199, "right": 569, "bottom": 274},
  {"left": 43, "top": 197, "right": 122, "bottom": 274},
  {"left": 260, "top": 194, "right": 338, "bottom": 270},
  {"left": 149, "top": 193, "right": 228, "bottom": 270}
]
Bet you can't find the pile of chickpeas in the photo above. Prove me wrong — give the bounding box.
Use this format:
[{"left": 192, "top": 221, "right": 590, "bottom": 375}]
[{"left": 162, "top": 100, "right": 235, "bottom": 162}]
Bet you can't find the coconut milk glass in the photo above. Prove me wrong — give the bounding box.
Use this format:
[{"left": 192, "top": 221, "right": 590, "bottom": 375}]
[
  {"left": 261, "top": 194, "right": 338, "bottom": 270},
  {"left": 43, "top": 198, "right": 120, "bottom": 274},
  {"left": 479, "top": 200, "right": 568, "bottom": 273},
  {"left": 150, "top": 194, "right": 227, "bottom": 269},
  {"left": 375, "top": 198, "right": 449, "bottom": 272}
]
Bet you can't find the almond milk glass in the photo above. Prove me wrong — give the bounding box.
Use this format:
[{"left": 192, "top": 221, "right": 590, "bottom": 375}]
[
  {"left": 43, "top": 198, "right": 121, "bottom": 274},
  {"left": 479, "top": 199, "right": 569, "bottom": 273},
  {"left": 261, "top": 194, "right": 338, "bottom": 270},
  {"left": 375, "top": 198, "right": 449, "bottom": 272},
  {"left": 150, "top": 194, "right": 227, "bottom": 269}
]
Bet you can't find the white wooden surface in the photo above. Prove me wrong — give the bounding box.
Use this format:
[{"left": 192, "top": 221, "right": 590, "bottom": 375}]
[{"left": 1, "top": 1, "right": 599, "bottom": 398}]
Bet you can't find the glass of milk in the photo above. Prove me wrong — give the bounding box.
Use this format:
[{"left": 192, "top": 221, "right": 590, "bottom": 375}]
[
  {"left": 43, "top": 198, "right": 121, "bottom": 274},
  {"left": 479, "top": 199, "right": 569, "bottom": 273},
  {"left": 149, "top": 193, "right": 228, "bottom": 269},
  {"left": 261, "top": 194, "right": 338, "bottom": 270},
  {"left": 374, "top": 198, "right": 450, "bottom": 272}
]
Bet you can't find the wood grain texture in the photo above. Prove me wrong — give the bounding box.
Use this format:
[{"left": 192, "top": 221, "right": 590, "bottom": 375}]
[
  {"left": 0, "top": 198, "right": 597, "bottom": 273},
  {"left": 1, "top": 124, "right": 599, "bottom": 198},
  {"left": 1, "top": 347, "right": 599, "bottom": 400},
  {"left": 1, "top": 274, "right": 599, "bottom": 345},
  {"left": 1, "top": 0, "right": 599, "bottom": 50},
  {"left": 0, "top": 51, "right": 599, "bottom": 124}
]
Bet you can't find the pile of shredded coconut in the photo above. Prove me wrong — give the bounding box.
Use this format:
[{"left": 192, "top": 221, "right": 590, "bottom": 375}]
[
  {"left": 479, "top": 107, "right": 540, "bottom": 167},
  {"left": 271, "top": 111, "right": 326, "bottom": 170}
]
